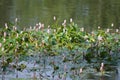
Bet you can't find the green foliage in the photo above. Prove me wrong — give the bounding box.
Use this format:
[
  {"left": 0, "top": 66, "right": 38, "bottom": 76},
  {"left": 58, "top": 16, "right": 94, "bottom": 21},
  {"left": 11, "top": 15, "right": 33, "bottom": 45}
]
[{"left": 0, "top": 21, "right": 120, "bottom": 73}]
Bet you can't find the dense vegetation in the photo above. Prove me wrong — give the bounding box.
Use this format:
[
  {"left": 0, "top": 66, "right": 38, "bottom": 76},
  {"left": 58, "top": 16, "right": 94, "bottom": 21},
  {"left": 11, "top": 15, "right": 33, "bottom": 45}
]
[{"left": 0, "top": 19, "right": 120, "bottom": 79}]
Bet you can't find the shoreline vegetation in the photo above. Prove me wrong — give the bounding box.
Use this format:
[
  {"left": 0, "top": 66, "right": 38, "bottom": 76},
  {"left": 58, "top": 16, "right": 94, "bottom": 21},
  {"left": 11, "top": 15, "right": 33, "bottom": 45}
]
[{"left": 0, "top": 17, "right": 120, "bottom": 79}]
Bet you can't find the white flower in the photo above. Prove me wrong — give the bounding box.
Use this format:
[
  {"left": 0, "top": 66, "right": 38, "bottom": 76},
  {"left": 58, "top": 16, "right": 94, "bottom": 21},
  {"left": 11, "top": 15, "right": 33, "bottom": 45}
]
[
  {"left": 81, "top": 27, "right": 84, "bottom": 32},
  {"left": 47, "top": 29, "right": 50, "bottom": 33},
  {"left": 2, "top": 47, "right": 4, "bottom": 51},
  {"left": 62, "top": 20, "right": 67, "bottom": 27},
  {"left": 29, "top": 26, "right": 32, "bottom": 30},
  {"left": 42, "top": 40, "right": 45, "bottom": 43},
  {"left": 35, "top": 43, "right": 38, "bottom": 47},
  {"left": 10, "top": 43, "right": 13, "bottom": 46},
  {"left": 98, "top": 26, "right": 100, "bottom": 29},
  {"left": 16, "top": 33, "right": 19, "bottom": 38},
  {"left": 86, "top": 39, "right": 89, "bottom": 42},
  {"left": 41, "top": 24, "right": 44, "bottom": 28},
  {"left": 84, "top": 35, "right": 88, "bottom": 39},
  {"left": 111, "top": 23, "right": 114, "bottom": 27},
  {"left": 64, "top": 19, "right": 66, "bottom": 24},
  {"left": 53, "top": 16, "right": 56, "bottom": 21},
  {"left": 63, "top": 28, "right": 66, "bottom": 33},
  {"left": 70, "top": 18, "right": 73, "bottom": 22},
  {"left": 62, "top": 23, "right": 66, "bottom": 27},
  {"left": 0, "top": 43, "right": 2, "bottom": 48},
  {"left": 4, "top": 32, "right": 6, "bottom": 37},
  {"left": 3, "top": 38, "right": 6, "bottom": 42},
  {"left": 38, "top": 22, "right": 42, "bottom": 29},
  {"left": 48, "top": 25, "right": 50, "bottom": 28},
  {"left": 22, "top": 37, "right": 25, "bottom": 41},
  {"left": 13, "top": 26, "right": 17, "bottom": 30},
  {"left": 100, "top": 63, "right": 104, "bottom": 71},
  {"left": 20, "top": 31, "right": 23, "bottom": 34},
  {"left": 33, "top": 26, "right": 36, "bottom": 30},
  {"left": 26, "top": 43, "right": 28, "bottom": 47},
  {"left": 101, "top": 63, "right": 104, "bottom": 67},
  {"left": 106, "top": 29, "right": 110, "bottom": 32},
  {"left": 116, "top": 29, "right": 119, "bottom": 32},
  {"left": 54, "top": 29, "right": 56, "bottom": 33},
  {"left": 98, "top": 35, "right": 102, "bottom": 41},
  {"left": 80, "top": 68, "right": 83, "bottom": 73},
  {"left": 15, "top": 18, "right": 18, "bottom": 22},
  {"left": 5, "top": 23, "right": 8, "bottom": 29}
]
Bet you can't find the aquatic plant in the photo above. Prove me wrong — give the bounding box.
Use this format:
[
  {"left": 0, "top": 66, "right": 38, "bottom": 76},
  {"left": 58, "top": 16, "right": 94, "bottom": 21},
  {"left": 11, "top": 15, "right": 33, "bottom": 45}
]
[{"left": 0, "top": 18, "right": 120, "bottom": 79}]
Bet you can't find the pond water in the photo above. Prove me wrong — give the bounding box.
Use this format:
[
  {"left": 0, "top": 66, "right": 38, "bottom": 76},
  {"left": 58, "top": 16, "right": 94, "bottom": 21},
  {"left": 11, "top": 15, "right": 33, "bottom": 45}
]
[
  {"left": 0, "top": 0, "right": 120, "bottom": 30},
  {"left": 0, "top": 53, "right": 119, "bottom": 80}
]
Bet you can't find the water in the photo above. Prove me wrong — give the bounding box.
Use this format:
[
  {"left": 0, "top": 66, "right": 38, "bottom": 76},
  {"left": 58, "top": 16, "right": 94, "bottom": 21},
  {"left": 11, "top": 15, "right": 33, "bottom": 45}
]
[
  {"left": 0, "top": 0, "right": 120, "bottom": 30},
  {"left": 0, "top": 54, "right": 118, "bottom": 80}
]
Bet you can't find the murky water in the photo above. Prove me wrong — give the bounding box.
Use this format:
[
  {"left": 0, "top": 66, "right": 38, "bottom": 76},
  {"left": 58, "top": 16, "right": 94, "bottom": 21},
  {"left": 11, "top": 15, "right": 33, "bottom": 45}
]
[
  {"left": 0, "top": 52, "right": 119, "bottom": 80},
  {"left": 0, "top": 0, "right": 120, "bottom": 30}
]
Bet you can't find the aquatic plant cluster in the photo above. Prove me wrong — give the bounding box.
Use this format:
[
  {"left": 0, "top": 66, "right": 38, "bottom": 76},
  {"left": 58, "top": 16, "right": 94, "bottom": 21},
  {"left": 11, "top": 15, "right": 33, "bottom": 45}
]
[{"left": 0, "top": 18, "right": 120, "bottom": 79}]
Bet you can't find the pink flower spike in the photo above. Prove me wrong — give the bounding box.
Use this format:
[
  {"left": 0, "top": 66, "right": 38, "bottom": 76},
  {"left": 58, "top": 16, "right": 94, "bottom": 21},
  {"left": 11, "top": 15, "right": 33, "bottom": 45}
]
[
  {"left": 98, "top": 35, "right": 102, "bottom": 41},
  {"left": 0, "top": 43, "right": 2, "bottom": 48},
  {"left": 64, "top": 19, "right": 66, "bottom": 24},
  {"left": 4, "top": 32, "right": 7, "bottom": 37},
  {"left": 100, "top": 66, "right": 103, "bottom": 71}
]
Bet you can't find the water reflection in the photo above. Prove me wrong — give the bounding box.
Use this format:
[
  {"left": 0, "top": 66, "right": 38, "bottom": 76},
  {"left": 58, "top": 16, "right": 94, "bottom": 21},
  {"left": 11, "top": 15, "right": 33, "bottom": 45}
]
[{"left": 0, "top": 0, "right": 120, "bottom": 30}]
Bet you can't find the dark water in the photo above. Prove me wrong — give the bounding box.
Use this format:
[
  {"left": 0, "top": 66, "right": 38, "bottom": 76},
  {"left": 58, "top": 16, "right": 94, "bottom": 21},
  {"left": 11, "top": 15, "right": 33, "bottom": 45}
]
[{"left": 0, "top": 0, "right": 120, "bottom": 30}]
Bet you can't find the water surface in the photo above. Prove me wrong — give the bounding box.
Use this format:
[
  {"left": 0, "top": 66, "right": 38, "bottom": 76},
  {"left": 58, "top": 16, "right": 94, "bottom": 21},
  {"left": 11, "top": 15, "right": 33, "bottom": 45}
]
[{"left": 0, "top": 0, "right": 120, "bottom": 30}]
